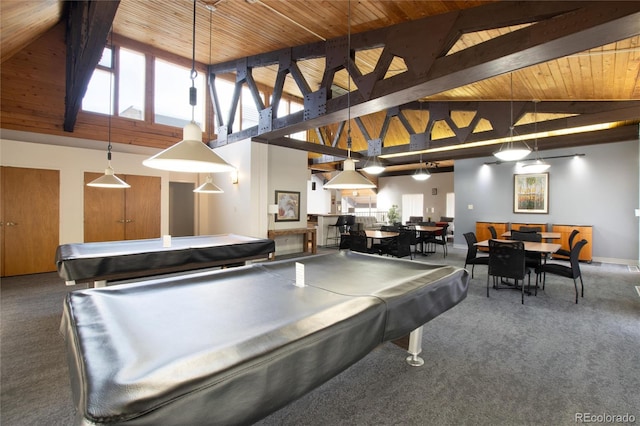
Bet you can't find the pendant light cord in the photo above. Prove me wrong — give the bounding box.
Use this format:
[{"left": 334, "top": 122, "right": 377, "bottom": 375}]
[
  {"left": 346, "top": 0, "right": 352, "bottom": 158},
  {"left": 189, "top": 0, "right": 198, "bottom": 122},
  {"left": 107, "top": 28, "right": 114, "bottom": 163}
]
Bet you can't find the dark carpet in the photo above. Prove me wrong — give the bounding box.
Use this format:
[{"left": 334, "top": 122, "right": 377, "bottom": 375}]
[{"left": 1, "top": 247, "right": 638, "bottom": 425}]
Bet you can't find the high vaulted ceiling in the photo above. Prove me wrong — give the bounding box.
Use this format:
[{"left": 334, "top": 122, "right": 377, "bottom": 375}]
[{"left": 1, "top": 1, "right": 639, "bottom": 176}]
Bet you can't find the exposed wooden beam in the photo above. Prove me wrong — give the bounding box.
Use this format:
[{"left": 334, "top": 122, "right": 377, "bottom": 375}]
[
  {"left": 64, "top": 0, "right": 120, "bottom": 132},
  {"left": 208, "top": 1, "right": 639, "bottom": 147}
]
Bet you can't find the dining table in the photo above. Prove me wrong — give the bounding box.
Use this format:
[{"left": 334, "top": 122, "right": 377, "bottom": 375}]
[
  {"left": 475, "top": 239, "right": 561, "bottom": 254},
  {"left": 413, "top": 225, "right": 443, "bottom": 255}
]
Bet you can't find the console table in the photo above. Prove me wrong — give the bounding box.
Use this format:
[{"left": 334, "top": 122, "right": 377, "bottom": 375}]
[{"left": 268, "top": 227, "right": 317, "bottom": 259}]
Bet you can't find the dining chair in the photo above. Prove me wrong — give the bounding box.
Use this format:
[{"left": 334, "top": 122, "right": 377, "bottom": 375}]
[
  {"left": 519, "top": 226, "right": 542, "bottom": 232},
  {"left": 537, "top": 239, "right": 588, "bottom": 304},
  {"left": 487, "top": 225, "right": 498, "bottom": 239},
  {"left": 328, "top": 215, "right": 348, "bottom": 247},
  {"left": 487, "top": 239, "right": 532, "bottom": 304},
  {"left": 381, "top": 229, "right": 413, "bottom": 259},
  {"left": 423, "top": 223, "right": 448, "bottom": 257},
  {"left": 554, "top": 229, "right": 580, "bottom": 258},
  {"left": 510, "top": 230, "right": 544, "bottom": 289},
  {"left": 349, "top": 230, "right": 370, "bottom": 253},
  {"left": 463, "top": 232, "right": 489, "bottom": 278}
]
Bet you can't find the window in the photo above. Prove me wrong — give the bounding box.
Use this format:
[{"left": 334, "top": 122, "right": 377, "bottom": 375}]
[
  {"left": 214, "top": 78, "right": 238, "bottom": 135},
  {"left": 402, "top": 194, "right": 424, "bottom": 224},
  {"left": 154, "top": 59, "right": 205, "bottom": 129},
  {"left": 288, "top": 101, "right": 306, "bottom": 141},
  {"left": 82, "top": 47, "right": 113, "bottom": 114},
  {"left": 118, "top": 48, "right": 145, "bottom": 120},
  {"left": 241, "top": 86, "right": 262, "bottom": 130}
]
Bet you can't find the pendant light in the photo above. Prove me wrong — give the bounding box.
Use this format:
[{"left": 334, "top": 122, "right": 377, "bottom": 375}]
[
  {"left": 87, "top": 30, "right": 130, "bottom": 189},
  {"left": 143, "top": 0, "right": 234, "bottom": 174},
  {"left": 193, "top": 8, "right": 224, "bottom": 194},
  {"left": 493, "top": 73, "right": 531, "bottom": 162},
  {"left": 412, "top": 154, "right": 431, "bottom": 181},
  {"left": 520, "top": 99, "right": 550, "bottom": 173},
  {"left": 193, "top": 174, "right": 223, "bottom": 193},
  {"left": 362, "top": 156, "right": 385, "bottom": 175},
  {"left": 323, "top": 0, "right": 376, "bottom": 190}
]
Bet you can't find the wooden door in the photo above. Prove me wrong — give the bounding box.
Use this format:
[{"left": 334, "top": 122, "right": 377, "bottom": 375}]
[
  {"left": 1, "top": 167, "right": 59, "bottom": 276},
  {"left": 84, "top": 172, "right": 126, "bottom": 242},
  {"left": 124, "top": 175, "right": 161, "bottom": 240}
]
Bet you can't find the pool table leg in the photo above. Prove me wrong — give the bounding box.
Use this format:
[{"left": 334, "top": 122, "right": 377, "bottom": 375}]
[{"left": 405, "top": 326, "right": 424, "bottom": 366}]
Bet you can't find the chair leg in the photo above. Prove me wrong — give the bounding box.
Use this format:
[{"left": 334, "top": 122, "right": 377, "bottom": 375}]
[
  {"left": 487, "top": 274, "right": 490, "bottom": 297},
  {"left": 471, "top": 264, "right": 475, "bottom": 279},
  {"left": 573, "top": 278, "right": 579, "bottom": 304},
  {"left": 579, "top": 275, "right": 584, "bottom": 298}
]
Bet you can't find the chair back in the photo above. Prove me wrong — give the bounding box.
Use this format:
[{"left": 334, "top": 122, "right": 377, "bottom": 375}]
[
  {"left": 488, "top": 225, "right": 498, "bottom": 239},
  {"left": 349, "top": 231, "right": 369, "bottom": 253},
  {"left": 334, "top": 215, "right": 347, "bottom": 226},
  {"left": 569, "top": 239, "right": 588, "bottom": 278},
  {"left": 408, "top": 216, "right": 423, "bottom": 224},
  {"left": 519, "top": 226, "right": 542, "bottom": 232},
  {"left": 568, "top": 229, "right": 580, "bottom": 249},
  {"left": 463, "top": 232, "right": 479, "bottom": 262},
  {"left": 394, "top": 230, "right": 413, "bottom": 258},
  {"left": 488, "top": 240, "right": 526, "bottom": 280},
  {"left": 511, "top": 230, "right": 542, "bottom": 242}
]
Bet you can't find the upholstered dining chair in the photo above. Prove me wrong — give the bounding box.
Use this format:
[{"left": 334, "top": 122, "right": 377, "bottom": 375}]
[
  {"left": 487, "top": 225, "right": 498, "bottom": 239},
  {"left": 519, "top": 226, "right": 542, "bottom": 232},
  {"left": 554, "top": 229, "right": 580, "bottom": 259},
  {"left": 487, "top": 239, "right": 532, "bottom": 304},
  {"left": 537, "top": 239, "right": 588, "bottom": 304},
  {"left": 463, "top": 232, "right": 489, "bottom": 278},
  {"left": 511, "top": 230, "right": 544, "bottom": 289}
]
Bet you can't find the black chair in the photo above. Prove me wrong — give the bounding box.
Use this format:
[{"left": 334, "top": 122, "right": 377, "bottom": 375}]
[
  {"left": 344, "top": 215, "right": 356, "bottom": 233},
  {"left": 488, "top": 225, "right": 498, "bottom": 239},
  {"left": 381, "top": 229, "right": 413, "bottom": 259},
  {"left": 511, "top": 230, "right": 544, "bottom": 288},
  {"left": 423, "top": 223, "right": 448, "bottom": 257},
  {"left": 537, "top": 239, "right": 588, "bottom": 304},
  {"left": 519, "top": 226, "right": 542, "bottom": 232},
  {"left": 554, "top": 229, "right": 580, "bottom": 259},
  {"left": 349, "top": 230, "right": 370, "bottom": 253},
  {"left": 487, "top": 239, "right": 532, "bottom": 304},
  {"left": 407, "top": 216, "right": 423, "bottom": 224},
  {"left": 463, "top": 232, "right": 489, "bottom": 278},
  {"left": 328, "top": 215, "right": 348, "bottom": 247}
]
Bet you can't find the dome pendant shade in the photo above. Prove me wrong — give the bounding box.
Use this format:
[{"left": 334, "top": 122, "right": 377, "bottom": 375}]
[
  {"left": 520, "top": 159, "right": 550, "bottom": 173},
  {"left": 362, "top": 157, "right": 385, "bottom": 175},
  {"left": 324, "top": 158, "right": 376, "bottom": 189},
  {"left": 193, "top": 175, "right": 223, "bottom": 193},
  {"left": 412, "top": 163, "right": 431, "bottom": 181},
  {"left": 87, "top": 165, "right": 131, "bottom": 188},
  {"left": 493, "top": 145, "right": 531, "bottom": 162},
  {"left": 143, "top": 122, "right": 235, "bottom": 173}
]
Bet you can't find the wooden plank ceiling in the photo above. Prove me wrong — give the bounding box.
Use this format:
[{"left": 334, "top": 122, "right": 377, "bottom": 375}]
[{"left": 1, "top": 0, "right": 639, "bottom": 176}]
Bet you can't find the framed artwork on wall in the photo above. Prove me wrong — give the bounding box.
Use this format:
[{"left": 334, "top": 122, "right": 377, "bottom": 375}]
[
  {"left": 275, "top": 190, "right": 300, "bottom": 222},
  {"left": 514, "top": 173, "right": 549, "bottom": 214}
]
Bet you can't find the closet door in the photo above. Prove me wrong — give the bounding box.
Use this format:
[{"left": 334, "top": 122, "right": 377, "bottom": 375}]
[
  {"left": 83, "top": 173, "right": 160, "bottom": 242},
  {"left": 84, "top": 172, "right": 126, "bottom": 242},
  {"left": 124, "top": 175, "right": 161, "bottom": 240},
  {"left": 1, "top": 167, "right": 59, "bottom": 276}
]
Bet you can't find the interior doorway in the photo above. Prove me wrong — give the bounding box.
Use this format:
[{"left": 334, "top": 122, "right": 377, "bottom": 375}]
[{"left": 169, "top": 182, "right": 195, "bottom": 237}]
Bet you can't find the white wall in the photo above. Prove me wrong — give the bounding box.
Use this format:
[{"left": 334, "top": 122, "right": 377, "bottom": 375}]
[
  {"left": 377, "top": 172, "right": 454, "bottom": 222},
  {"left": 453, "top": 139, "right": 640, "bottom": 265},
  {"left": 0, "top": 135, "right": 188, "bottom": 244}
]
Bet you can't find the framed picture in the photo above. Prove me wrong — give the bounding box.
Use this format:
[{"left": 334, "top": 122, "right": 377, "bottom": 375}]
[
  {"left": 514, "top": 173, "right": 549, "bottom": 214},
  {"left": 275, "top": 190, "right": 300, "bottom": 222}
]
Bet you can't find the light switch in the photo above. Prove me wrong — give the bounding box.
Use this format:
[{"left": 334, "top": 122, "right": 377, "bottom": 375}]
[{"left": 468, "top": 204, "right": 474, "bottom": 210}]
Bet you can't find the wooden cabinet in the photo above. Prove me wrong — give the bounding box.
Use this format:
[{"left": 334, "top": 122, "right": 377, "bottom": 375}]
[
  {"left": 475, "top": 222, "right": 509, "bottom": 241},
  {"left": 84, "top": 173, "right": 160, "bottom": 242},
  {"left": 551, "top": 224, "right": 593, "bottom": 262},
  {"left": 1, "top": 166, "right": 59, "bottom": 276}
]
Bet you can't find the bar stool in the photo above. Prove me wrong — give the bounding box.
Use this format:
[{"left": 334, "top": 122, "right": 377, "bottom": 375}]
[{"left": 327, "top": 215, "right": 347, "bottom": 247}]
